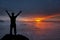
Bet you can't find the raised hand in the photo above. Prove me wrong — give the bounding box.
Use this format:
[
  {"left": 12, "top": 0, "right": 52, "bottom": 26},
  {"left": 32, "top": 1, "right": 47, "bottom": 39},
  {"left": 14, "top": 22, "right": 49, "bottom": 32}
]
[
  {"left": 18, "top": 11, "right": 22, "bottom": 14},
  {"left": 15, "top": 11, "right": 22, "bottom": 17},
  {"left": 5, "top": 10, "right": 8, "bottom": 13},
  {"left": 5, "top": 10, "right": 11, "bottom": 17}
]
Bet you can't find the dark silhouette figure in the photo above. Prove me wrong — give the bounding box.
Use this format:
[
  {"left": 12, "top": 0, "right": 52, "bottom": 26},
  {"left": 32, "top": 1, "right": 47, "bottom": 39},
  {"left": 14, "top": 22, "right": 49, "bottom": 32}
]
[
  {"left": 1, "top": 34, "right": 29, "bottom": 40},
  {"left": 5, "top": 10, "right": 22, "bottom": 35}
]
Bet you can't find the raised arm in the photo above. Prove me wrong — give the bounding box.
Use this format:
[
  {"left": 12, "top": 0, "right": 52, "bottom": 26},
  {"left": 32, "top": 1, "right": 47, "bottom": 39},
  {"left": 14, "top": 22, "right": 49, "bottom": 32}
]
[
  {"left": 5, "top": 10, "right": 11, "bottom": 17},
  {"left": 15, "top": 11, "right": 22, "bottom": 17}
]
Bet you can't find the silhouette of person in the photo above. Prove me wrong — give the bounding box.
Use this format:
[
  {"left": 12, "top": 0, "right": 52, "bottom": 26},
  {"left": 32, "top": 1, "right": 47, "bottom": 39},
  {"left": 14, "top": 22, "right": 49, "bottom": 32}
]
[{"left": 5, "top": 10, "right": 22, "bottom": 35}]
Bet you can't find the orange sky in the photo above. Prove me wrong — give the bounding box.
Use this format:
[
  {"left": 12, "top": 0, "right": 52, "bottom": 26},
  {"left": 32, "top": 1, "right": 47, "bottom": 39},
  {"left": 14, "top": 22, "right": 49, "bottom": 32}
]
[
  {"left": 0, "top": 13, "right": 60, "bottom": 22},
  {"left": 18, "top": 14, "right": 60, "bottom": 22}
]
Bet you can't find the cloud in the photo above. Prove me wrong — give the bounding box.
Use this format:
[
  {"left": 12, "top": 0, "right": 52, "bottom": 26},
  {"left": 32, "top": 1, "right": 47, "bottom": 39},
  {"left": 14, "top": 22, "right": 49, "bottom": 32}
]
[{"left": 0, "top": 0, "right": 60, "bottom": 17}]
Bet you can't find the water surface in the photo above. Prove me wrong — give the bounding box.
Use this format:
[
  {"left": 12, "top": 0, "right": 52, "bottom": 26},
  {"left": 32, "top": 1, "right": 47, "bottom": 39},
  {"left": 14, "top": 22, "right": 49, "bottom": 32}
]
[{"left": 0, "top": 21, "right": 60, "bottom": 40}]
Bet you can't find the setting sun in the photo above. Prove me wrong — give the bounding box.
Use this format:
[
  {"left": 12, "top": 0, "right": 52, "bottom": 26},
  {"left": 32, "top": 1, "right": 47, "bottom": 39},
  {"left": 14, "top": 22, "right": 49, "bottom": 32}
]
[
  {"left": 35, "top": 18, "right": 42, "bottom": 22},
  {"left": 35, "top": 19, "right": 41, "bottom": 22},
  {"left": 34, "top": 18, "right": 45, "bottom": 22}
]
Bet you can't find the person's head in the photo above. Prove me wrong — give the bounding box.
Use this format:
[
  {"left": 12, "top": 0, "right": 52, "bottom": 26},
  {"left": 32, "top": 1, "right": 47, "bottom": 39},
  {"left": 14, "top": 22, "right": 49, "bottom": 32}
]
[{"left": 12, "top": 12, "right": 14, "bottom": 16}]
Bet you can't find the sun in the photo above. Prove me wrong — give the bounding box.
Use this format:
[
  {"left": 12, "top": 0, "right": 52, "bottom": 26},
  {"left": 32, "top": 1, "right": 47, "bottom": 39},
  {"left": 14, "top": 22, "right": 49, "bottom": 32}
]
[
  {"left": 35, "top": 19, "right": 41, "bottom": 22},
  {"left": 35, "top": 18, "right": 41, "bottom": 22}
]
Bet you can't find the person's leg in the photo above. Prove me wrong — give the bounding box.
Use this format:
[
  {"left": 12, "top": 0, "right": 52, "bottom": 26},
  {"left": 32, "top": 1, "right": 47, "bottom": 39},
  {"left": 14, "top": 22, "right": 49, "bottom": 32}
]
[
  {"left": 10, "top": 25, "right": 12, "bottom": 35},
  {"left": 14, "top": 25, "right": 16, "bottom": 35}
]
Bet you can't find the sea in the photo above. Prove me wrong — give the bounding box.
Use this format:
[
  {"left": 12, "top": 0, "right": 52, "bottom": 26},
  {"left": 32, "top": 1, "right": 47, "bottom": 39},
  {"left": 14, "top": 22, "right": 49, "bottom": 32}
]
[{"left": 0, "top": 21, "right": 60, "bottom": 40}]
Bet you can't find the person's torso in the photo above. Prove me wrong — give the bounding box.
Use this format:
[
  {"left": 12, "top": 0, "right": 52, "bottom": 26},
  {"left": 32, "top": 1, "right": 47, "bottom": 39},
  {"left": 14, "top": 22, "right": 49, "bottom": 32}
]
[{"left": 10, "top": 16, "right": 16, "bottom": 24}]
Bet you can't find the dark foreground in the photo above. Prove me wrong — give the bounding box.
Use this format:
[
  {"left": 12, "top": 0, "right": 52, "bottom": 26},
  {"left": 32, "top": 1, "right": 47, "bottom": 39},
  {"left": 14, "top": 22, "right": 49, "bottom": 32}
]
[{"left": 1, "top": 34, "right": 29, "bottom": 40}]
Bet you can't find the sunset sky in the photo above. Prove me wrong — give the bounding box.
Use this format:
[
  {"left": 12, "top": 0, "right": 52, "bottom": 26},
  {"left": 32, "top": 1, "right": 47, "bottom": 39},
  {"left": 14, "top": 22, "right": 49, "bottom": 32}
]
[{"left": 0, "top": 0, "right": 60, "bottom": 21}]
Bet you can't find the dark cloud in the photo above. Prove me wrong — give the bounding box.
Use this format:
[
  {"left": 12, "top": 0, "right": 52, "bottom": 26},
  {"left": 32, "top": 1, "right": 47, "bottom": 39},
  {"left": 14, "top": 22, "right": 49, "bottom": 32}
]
[{"left": 0, "top": 0, "right": 60, "bottom": 17}]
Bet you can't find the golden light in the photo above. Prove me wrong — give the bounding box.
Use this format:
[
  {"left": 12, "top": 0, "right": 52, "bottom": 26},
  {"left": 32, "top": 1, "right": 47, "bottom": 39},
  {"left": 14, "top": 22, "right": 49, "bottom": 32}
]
[
  {"left": 35, "top": 19, "right": 41, "bottom": 22},
  {"left": 34, "top": 18, "right": 44, "bottom": 22},
  {"left": 34, "top": 18, "right": 45, "bottom": 22}
]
